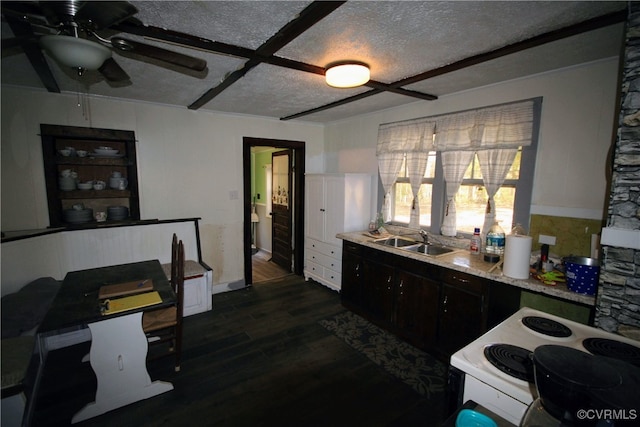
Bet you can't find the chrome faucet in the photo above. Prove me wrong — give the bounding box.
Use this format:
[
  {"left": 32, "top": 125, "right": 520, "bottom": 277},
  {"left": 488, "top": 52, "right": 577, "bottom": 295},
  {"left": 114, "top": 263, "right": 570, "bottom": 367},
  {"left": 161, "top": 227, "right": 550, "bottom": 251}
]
[{"left": 419, "top": 230, "right": 430, "bottom": 245}]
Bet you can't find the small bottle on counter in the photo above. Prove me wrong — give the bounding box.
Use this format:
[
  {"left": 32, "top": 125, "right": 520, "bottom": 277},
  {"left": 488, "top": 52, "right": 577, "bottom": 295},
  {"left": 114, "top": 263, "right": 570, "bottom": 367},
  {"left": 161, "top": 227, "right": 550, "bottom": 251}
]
[
  {"left": 376, "top": 212, "right": 384, "bottom": 229},
  {"left": 486, "top": 221, "right": 506, "bottom": 256},
  {"left": 470, "top": 227, "right": 481, "bottom": 254}
]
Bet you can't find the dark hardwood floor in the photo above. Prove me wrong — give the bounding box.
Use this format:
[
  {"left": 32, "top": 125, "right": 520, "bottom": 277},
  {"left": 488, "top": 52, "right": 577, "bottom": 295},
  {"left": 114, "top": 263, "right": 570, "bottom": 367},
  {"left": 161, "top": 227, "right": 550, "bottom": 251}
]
[{"left": 30, "top": 275, "right": 448, "bottom": 427}]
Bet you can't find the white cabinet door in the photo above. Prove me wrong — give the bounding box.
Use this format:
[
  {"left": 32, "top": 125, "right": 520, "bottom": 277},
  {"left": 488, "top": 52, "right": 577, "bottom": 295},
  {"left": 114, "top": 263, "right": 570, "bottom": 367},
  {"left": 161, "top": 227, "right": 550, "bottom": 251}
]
[
  {"left": 305, "top": 175, "right": 326, "bottom": 242},
  {"left": 324, "top": 176, "right": 346, "bottom": 247}
]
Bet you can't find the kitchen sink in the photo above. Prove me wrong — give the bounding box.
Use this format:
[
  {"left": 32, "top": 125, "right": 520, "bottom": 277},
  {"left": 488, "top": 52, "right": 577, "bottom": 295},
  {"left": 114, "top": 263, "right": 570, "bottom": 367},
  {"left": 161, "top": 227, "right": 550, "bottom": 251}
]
[
  {"left": 403, "top": 244, "right": 455, "bottom": 256},
  {"left": 373, "top": 236, "right": 419, "bottom": 248}
]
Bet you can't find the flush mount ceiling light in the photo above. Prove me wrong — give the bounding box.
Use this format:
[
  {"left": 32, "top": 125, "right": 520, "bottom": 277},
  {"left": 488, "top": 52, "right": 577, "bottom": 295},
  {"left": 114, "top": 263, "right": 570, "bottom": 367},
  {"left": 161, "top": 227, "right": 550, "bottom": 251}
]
[
  {"left": 325, "top": 61, "right": 370, "bottom": 88},
  {"left": 40, "top": 35, "right": 111, "bottom": 75}
]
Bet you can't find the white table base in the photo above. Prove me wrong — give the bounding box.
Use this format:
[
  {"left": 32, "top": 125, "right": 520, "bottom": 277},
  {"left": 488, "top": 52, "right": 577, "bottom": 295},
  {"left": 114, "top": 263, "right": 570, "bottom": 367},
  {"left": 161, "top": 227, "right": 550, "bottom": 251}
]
[{"left": 72, "top": 312, "right": 173, "bottom": 423}]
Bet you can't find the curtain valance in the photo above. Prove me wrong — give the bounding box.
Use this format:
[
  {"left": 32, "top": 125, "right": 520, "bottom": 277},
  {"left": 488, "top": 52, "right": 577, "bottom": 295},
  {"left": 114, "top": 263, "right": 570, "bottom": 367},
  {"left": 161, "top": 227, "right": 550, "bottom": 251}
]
[
  {"left": 376, "top": 118, "right": 436, "bottom": 154},
  {"left": 376, "top": 99, "right": 535, "bottom": 155}
]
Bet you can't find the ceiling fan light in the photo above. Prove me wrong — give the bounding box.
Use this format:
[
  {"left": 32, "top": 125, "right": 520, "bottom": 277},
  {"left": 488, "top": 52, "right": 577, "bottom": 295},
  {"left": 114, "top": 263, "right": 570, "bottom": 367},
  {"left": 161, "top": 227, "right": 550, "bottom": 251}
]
[
  {"left": 325, "top": 62, "right": 370, "bottom": 88},
  {"left": 40, "top": 35, "right": 111, "bottom": 70}
]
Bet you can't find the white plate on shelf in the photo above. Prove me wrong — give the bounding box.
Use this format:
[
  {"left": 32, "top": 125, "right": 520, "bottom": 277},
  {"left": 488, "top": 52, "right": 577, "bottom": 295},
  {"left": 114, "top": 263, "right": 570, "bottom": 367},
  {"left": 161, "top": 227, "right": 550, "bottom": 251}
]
[{"left": 92, "top": 152, "right": 125, "bottom": 158}]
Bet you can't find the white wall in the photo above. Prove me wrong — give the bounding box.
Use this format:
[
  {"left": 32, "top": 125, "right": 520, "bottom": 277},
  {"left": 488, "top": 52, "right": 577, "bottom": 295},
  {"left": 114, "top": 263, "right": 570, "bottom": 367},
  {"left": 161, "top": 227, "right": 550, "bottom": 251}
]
[
  {"left": 0, "top": 58, "right": 619, "bottom": 289},
  {"left": 1, "top": 87, "right": 324, "bottom": 286},
  {"left": 324, "top": 58, "right": 620, "bottom": 221}
]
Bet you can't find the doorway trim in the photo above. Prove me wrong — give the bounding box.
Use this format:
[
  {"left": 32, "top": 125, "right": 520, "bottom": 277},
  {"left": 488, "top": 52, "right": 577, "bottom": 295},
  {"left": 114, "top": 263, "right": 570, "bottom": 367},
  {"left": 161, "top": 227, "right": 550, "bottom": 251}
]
[{"left": 242, "top": 137, "right": 305, "bottom": 285}]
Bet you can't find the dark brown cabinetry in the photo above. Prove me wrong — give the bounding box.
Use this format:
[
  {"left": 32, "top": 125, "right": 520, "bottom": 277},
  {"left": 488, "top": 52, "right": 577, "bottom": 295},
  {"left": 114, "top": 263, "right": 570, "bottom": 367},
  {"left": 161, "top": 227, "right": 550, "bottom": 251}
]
[
  {"left": 395, "top": 267, "right": 440, "bottom": 350},
  {"left": 437, "top": 270, "right": 486, "bottom": 357},
  {"left": 40, "top": 124, "right": 140, "bottom": 227},
  {"left": 341, "top": 241, "right": 520, "bottom": 361}
]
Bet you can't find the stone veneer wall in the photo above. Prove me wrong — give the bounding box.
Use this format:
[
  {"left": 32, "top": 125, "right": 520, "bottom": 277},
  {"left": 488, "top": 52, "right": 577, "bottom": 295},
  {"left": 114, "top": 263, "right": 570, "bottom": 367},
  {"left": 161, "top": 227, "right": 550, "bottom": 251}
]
[{"left": 595, "top": 4, "right": 640, "bottom": 341}]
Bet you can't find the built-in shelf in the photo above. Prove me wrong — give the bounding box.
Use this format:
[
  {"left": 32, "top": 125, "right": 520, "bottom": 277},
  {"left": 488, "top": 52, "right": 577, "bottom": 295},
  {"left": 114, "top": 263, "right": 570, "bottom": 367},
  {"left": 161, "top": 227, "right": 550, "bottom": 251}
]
[{"left": 41, "top": 124, "right": 140, "bottom": 228}]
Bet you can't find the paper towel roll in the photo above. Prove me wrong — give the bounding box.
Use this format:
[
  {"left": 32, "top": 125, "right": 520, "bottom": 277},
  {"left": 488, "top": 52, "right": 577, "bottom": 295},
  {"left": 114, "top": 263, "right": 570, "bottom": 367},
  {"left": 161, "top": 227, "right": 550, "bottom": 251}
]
[{"left": 503, "top": 234, "right": 533, "bottom": 279}]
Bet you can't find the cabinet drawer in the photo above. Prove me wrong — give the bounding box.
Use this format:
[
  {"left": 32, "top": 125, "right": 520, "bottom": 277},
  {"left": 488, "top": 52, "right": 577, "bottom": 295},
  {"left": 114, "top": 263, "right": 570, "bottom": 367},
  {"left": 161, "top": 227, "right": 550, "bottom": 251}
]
[
  {"left": 305, "top": 259, "right": 323, "bottom": 276},
  {"left": 305, "top": 239, "right": 341, "bottom": 259},
  {"left": 322, "top": 268, "right": 341, "bottom": 285},
  {"left": 307, "top": 249, "right": 342, "bottom": 272},
  {"left": 441, "top": 269, "right": 485, "bottom": 294}
]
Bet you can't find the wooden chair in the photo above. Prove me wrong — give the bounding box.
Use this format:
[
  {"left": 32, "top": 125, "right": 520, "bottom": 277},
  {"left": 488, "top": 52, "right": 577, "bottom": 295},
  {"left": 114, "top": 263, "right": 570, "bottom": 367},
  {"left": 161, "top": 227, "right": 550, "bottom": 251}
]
[{"left": 142, "top": 234, "right": 184, "bottom": 371}]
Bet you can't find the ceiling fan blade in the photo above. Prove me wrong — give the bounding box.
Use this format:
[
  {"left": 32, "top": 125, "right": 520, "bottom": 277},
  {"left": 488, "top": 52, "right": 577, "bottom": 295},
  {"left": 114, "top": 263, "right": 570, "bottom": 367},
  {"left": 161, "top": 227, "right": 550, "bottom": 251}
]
[
  {"left": 111, "top": 37, "right": 207, "bottom": 72},
  {"left": 1, "top": 35, "right": 37, "bottom": 50},
  {"left": 99, "top": 57, "right": 130, "bottom": 82},
  {"left": 74, "top": 1, "right": 138, "bottom": 30},
  {"left": 1, "top": 1, "right": 45, "bottom": 18},
  {"left": 1, "top": 2, "right": 52, "bottom": 29},
  {"left": 3, "top": 13, "right": 59, "bottom": 92}
]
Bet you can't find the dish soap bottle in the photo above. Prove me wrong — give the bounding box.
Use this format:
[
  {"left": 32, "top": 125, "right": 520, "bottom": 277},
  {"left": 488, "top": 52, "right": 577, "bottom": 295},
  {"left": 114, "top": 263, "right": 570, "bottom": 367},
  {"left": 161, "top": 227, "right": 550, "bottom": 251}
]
[
  {"left": 470, "top": 227, "right": 481, "bottom": 254},
  {"left": 376, "top": 212, "right": 384, "bottom": 229},
  {"left": 486, "top": 221, "right": 505, "bottom": 256}
]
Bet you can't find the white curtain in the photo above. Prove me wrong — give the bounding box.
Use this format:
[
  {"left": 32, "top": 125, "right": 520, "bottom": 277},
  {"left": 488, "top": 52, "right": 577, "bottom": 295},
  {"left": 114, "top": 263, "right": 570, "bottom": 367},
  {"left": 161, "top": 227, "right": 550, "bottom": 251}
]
[
  {"left": 477, "top": 148, "right": 518, "bottom": 234},
  {"left": 376, "top": 98, "right": 535, "bottom": 235},
  {"left": 406, "top": 152, "right": 429, "bottom": 228},
  {"left": 440, "top": 150, "right": 475, "bottom": 236},
  {"left": 377, "top": 152, "right": 404, "bottom": 222},
  {"left": 434, "top": 100, "right": 534, "bottom": 151},
  {"left": 377, "top": 119, "right": 435, "bottom": 222}
]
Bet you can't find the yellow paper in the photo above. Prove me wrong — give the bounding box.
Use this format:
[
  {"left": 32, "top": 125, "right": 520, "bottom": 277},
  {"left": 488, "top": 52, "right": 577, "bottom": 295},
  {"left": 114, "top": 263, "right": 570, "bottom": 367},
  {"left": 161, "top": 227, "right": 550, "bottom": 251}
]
[{"left": 102, "top": 291, "right": 162, "bottom": 315}]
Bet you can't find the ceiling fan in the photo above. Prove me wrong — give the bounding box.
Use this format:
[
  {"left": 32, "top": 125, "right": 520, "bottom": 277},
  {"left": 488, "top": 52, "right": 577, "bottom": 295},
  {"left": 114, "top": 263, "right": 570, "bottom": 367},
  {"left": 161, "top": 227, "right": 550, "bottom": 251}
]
[{"left": 1, "top": 0, "right": 207, "bottom": 83}]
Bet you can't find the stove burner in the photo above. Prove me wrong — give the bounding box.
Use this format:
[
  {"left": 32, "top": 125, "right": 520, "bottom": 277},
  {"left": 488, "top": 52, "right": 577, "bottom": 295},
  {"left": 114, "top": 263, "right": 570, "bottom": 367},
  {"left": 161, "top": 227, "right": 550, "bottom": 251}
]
[
  {"left": 484, "top": 344, "right": 534, "bottom": 382},
  {"left": 583, "top": 338, "right": 640, "bottom": 367},
  {"left": 521, "top": 316, "right": 572, "bottom": 337}
]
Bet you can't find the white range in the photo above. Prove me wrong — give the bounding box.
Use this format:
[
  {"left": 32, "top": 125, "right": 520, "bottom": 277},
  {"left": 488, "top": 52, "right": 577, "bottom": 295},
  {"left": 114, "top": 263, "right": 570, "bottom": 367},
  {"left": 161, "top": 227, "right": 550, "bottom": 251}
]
[{"left": 449, "top": 306, "right": 640, "bottom": 425}]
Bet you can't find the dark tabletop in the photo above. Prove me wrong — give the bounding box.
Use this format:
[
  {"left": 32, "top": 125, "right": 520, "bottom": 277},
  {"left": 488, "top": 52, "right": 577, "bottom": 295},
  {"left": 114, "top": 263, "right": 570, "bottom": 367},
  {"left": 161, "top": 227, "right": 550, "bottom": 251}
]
[{"left": 38, "top": 260, "right": 175, "bottom": 335}]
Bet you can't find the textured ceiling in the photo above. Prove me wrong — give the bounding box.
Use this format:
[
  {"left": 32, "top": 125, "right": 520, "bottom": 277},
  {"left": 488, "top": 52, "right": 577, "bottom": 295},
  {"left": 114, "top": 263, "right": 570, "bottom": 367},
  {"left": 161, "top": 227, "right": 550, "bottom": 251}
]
[{"left": 1, "top": 1, "right": 627, "bottom": 123}]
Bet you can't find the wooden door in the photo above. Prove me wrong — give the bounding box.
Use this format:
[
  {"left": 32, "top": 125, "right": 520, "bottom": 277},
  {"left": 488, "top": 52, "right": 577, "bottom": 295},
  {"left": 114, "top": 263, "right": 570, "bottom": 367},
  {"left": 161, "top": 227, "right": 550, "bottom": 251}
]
[{"left": 271, "top": 150, "right": 293, "bottom": 271}]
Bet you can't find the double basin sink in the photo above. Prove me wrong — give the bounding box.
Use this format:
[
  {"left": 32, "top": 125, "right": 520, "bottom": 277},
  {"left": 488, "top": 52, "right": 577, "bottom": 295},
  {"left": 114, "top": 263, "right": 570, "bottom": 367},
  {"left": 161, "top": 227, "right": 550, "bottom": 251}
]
[{"left": 373, "top": 236, "right": 455, "bottom": 256}]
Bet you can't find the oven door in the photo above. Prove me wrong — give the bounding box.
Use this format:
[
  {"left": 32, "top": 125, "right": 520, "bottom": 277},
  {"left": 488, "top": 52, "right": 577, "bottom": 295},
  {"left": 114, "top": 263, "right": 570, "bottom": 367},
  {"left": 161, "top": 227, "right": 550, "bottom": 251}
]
[{"left": 462, "top": 375, "right": 529, "bottom": 425}]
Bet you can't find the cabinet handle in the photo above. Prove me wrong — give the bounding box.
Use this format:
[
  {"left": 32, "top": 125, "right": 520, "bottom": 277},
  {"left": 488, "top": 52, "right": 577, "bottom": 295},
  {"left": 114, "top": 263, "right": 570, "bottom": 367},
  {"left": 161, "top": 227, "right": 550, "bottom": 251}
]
[
  {"left": 355, "top": 264, "right": 360, "bottom": 271},
  {"left": 399, "top": 280, "right": 404, "bottom": 288},
  {"left": 387, "top": 276, "right": 392, "bottom": 283},
  {"left": 443, "top": 295, "right": 448, "bottom": 305},
  {"left": 452, "top": 275, "right": 469, "bottom": 284},
  {"left": 320, "top": 208, "right": 326, "bottom": 212}
]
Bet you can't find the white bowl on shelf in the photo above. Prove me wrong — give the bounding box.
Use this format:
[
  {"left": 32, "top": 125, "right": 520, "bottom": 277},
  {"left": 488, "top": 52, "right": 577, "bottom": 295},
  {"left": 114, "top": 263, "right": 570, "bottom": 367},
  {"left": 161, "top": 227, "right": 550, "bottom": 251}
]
[
  {"left": 77, "top": 182, "right": 93, "bottom": 190},
  {"left": 94, "top": 147, "right": 119, "bottom": 156},
  {"left": 59, "top": 149, "right": 71, "bottom": 157}
]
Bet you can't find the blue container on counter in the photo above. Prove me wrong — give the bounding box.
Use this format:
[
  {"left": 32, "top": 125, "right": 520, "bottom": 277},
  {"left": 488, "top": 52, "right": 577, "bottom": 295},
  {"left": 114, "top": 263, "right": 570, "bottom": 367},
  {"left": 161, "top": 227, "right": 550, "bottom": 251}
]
[{"left": 564, "top": 256, "right": 600, "bottom": 295}]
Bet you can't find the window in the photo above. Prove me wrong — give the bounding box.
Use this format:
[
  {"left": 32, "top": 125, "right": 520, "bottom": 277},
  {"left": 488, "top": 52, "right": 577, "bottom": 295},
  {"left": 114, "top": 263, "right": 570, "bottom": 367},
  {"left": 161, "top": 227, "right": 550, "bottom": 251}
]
[
  {"left": 378, "top": 98, "right": 540, "bottom": 236},
  {"left": 392, "top": 152, "right": 436, "bottom": 226},
  {"left": 390, "top": 147, "right": 533, "bottom": 235}
]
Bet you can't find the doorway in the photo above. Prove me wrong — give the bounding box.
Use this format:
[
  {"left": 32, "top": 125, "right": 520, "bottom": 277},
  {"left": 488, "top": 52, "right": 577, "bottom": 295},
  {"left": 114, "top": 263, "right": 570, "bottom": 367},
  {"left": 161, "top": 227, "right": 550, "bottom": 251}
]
[{"left": 242, "top": 137, "right": 305, "bottom": 285}]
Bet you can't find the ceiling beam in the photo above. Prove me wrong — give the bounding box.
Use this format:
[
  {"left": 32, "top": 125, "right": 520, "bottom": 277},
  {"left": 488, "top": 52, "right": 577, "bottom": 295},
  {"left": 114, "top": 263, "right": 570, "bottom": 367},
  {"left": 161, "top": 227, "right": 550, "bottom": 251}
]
[
  {"left": 188, "top": 1, "right": 346, "bottom": 110},
  {"left": 281, "top": 8, "right": 627, "bottom": 120},
  {"left": 4, "top": 14, "right": 60, "bottom": 93},
  {"left": 113, "top": 2, "right": 438, "bottom": 107},
  {"left": 281, "top": 88, "right": 385, "bottom": 121},
  {"left": 394, "top": 9, "right": 628, "bottom": 87}
]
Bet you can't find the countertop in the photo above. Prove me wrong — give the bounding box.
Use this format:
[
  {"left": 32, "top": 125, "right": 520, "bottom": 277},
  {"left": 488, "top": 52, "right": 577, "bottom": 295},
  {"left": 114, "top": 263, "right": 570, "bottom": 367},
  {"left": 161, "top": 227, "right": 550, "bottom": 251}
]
[{"left": 337, "top": 231, "right": 595, "bottom": 306}]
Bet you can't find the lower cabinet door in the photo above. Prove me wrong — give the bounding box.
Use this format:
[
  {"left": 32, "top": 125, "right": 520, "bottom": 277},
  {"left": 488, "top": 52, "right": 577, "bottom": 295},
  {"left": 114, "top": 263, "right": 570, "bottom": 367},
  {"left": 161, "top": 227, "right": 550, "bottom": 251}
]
[
  {"left": 437, "top": 284, "right": 484, "bottom": 355},
  {"left": 362, "top": 261, "right": 394, "bottom": 324},
  {"left": 394, "top": 269, "right": 439, "bottom": 349}
]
